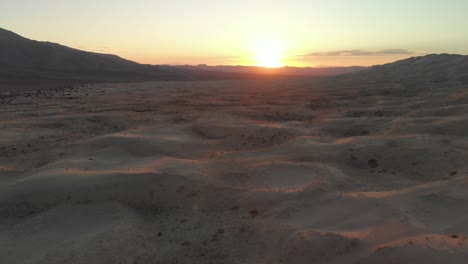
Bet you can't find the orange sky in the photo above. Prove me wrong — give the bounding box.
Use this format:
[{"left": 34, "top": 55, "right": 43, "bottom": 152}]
[{"left": 2, "top": 0, "right": 468, "bottom": 67}]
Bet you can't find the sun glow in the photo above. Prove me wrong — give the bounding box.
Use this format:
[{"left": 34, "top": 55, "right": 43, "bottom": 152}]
[{"left": 254, "top": 39, "right": 285, "bottom": 68}]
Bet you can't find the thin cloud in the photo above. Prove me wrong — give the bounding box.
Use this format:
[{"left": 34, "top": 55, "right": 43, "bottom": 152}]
[{"left": 301, "top": 49, "right": 416, "bottom": 57}]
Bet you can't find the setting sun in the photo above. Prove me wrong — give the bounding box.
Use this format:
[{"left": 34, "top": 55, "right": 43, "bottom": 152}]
[{"left": 254, "top": 39, "right": 285, "bottom": 68}]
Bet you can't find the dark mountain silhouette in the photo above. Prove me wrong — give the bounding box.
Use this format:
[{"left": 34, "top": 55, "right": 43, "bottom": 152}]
[
  {"left": 2, "top": 28, "right": 467, "bottom": 91},
  {"left": 0, "top": 28, "right": 143, "bottom": 73}
]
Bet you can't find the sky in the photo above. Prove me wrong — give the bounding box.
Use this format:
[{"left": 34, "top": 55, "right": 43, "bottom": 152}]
[{"left": 1, "top": 0, "right": 468, "bottom": 67}]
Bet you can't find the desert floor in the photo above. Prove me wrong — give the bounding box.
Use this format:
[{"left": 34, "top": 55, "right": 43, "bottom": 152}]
[{"left": 1, "top": 78, "right": 467, "bottom": 263}]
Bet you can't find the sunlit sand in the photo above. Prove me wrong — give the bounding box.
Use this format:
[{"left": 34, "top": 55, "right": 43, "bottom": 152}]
[{"left": 1, "top": 68, "right": 467, "bottom": 263}]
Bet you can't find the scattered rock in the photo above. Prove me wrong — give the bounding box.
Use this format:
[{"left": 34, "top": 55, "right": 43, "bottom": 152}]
[
  {"left": 249, "top": 210, "right": 259, "bottom": 218},
  {"left": 186, "top": 190, "right": 199, "bottom": 198},
  {"left": 374, "top": 111, "right": 384, "bottom": 117},
  {"left": 368, "top": 159, "right": 379, "bottom": 168}
]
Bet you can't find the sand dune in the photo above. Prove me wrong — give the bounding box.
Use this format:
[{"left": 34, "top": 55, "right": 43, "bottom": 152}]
[
  {"left": 343, "top": 53, "right": 468, "bottom": 85},
  {"left": 0, "top": 76, "right": 467, "bottom": 263}
]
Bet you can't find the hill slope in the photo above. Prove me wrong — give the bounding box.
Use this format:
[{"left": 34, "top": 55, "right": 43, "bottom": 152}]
[
  {"left": 0, "top": 28, "right": 143, "bottom": 72},
  {"left": 0, "top": 28, "right": 161, "bottom": 83},
  {"left": 345, "top": 54, "right": 468, "bottom": 84}
]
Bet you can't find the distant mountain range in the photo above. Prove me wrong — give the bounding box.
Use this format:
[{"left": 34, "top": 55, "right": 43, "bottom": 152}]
[
  {"left": 175, "top": 65, "right": 365, "bottom": 77},
  {"left": 1, "top": 27, "right": 467, "bottom": 91}
]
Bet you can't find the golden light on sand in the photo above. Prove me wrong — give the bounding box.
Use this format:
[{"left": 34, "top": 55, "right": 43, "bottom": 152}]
[{"left": 254, "top": 39, "right": 285, "bottom": 68}]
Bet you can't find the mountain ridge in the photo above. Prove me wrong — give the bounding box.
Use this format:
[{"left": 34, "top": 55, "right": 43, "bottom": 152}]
[{"left": 2, "top": 28, "right": 468, "bottom": 91}]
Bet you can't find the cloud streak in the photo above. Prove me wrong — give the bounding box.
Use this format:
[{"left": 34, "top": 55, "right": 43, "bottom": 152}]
[{"left": 300, "top": 49, "right": 417, "bottom": 57}]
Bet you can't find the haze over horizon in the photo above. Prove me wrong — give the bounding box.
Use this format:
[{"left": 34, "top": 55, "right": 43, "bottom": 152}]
[{"left": 2, "top": 0, "right": 468, "bottom": 67}]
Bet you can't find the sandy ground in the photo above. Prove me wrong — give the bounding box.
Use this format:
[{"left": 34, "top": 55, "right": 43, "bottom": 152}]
[{"left": 0, "top": 78, "right": 467, "bottom": 263}]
